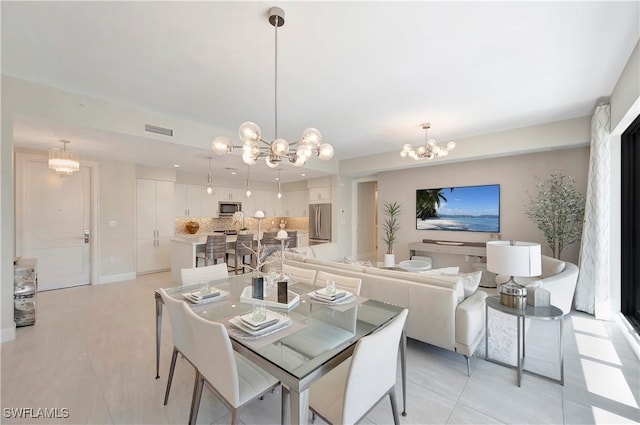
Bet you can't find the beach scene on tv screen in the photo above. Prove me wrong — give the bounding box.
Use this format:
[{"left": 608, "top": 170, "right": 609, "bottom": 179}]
[{"left": 416, "top": 185, "right": 500, "bottom": 232}]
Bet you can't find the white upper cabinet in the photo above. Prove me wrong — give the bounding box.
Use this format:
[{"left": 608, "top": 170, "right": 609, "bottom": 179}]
[
  {"left": 201, "top": 186, "right": 218, "bottom": 217},
  {"left": 174, "top": 184, "right": 203, "bottom": 217},
  {"left": 218, "top": 187, "right": 243, "bottom": 202},
  {"left": 283, "top": 190, "right": 308, "bottom": 216},
  {"left": 308, "top": 186, "right": 331, "bottom": 204}
]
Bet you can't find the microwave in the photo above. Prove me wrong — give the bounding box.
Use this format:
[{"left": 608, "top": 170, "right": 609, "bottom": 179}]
[{"left": 218, "top": 202, "right": 242, "bottom": 216}]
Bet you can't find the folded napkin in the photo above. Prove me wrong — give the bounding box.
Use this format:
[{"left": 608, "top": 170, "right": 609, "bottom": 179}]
[
  {"left": 239, "top": 313, "right": 279, "bottom": 331},
  {"left": 313, "top": 289, "right": 347, "bottom": 302},
  {"left": 187, "top": 288, "right": 221, "bottom": 301}
]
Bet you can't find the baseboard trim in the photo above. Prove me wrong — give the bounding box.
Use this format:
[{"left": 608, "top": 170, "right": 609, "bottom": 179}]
[
  {"left": 97, "top": 272, "right": 136, "bottom": 285},
  {"left": 1, "top": 324, "right": 16, "bottom": 343}
]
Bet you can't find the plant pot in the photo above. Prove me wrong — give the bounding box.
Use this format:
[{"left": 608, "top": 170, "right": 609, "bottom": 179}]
[{"left": 384, "top": 254, "right": 395, "bottom": 267}]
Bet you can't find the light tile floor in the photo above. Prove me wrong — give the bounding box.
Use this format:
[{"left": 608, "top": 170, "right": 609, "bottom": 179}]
[{"left": 1, "top": 272, "right": 639, "bottom": 425}]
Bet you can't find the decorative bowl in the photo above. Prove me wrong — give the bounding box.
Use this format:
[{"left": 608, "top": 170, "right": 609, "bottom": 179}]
[
  {"left": 398, "top": 259, "right": 432, "bottom": 272},
  {"left": 185, "top": 221, "right": 200, "bottom": 234}
]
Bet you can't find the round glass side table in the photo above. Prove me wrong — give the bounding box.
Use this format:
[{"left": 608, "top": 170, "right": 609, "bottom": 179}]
[{"left": 484, "top": 296, "right": 564, "bottom": 386}]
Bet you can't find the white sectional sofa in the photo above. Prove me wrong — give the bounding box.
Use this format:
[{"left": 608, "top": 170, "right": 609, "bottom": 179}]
[{"left": 268, "top": 243, "right": 488, "bottom": 374}]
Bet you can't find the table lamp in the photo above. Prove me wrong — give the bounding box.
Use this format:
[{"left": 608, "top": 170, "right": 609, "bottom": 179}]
[{"left": 486, "top": 241, "right": 541, "bottom": 308}]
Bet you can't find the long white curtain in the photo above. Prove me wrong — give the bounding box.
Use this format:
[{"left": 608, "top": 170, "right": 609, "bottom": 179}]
[{"left": 575, "top": 104, "right": 611, "bottom": 318}]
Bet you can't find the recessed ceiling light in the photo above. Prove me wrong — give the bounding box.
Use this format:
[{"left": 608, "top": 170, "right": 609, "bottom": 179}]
[
  {"left": 173, "top": 164, "right": 180, "bottom": 168},
  {"left": 231, "top": 171, "right": 236, "bottom": 175},
  {"left": 275, "top": 176, "right": 280, "bottom": 181},
  {"left": 301, "top": 173, "right": 306, "bottom": 177}
]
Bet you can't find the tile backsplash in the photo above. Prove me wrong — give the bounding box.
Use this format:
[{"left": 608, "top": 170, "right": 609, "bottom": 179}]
[{"left": 175, "top": 216, "right": 309, "bottom": 235}]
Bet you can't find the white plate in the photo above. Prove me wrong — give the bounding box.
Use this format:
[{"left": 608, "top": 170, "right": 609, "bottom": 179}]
[
  {"left": 229, "top": 311, "right": 291, "bottom": 336},
  {"left": 309, "top": 290, "right": 355, "bottom": 305}
]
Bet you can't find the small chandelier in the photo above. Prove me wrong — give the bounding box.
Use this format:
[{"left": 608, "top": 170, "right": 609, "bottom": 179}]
[
  {"left": 49, "top": 140, "right": 79, "bottom": 175},
  {"left": 211, "top": 7, "right": 334, "bottom": 168},
  {"left": 400, "top": 123, "right": 455, "bottom": 160}
]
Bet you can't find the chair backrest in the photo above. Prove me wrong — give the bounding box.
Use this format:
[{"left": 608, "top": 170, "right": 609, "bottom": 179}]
[
  {"left": 342, "top": 309, "right": 408, "bottom": 424},
  {"left": 182, "top": 302, "right": 241, "bottom": 406},
  {"left": 235, "top": 233, "right": 254, "bottom": 256},
  {"left": 286, "top": 231, "right": 298, "bottom": 248},
  {"left": 205, "top": 234, "right": 227, "bottom": 261},
  {"left": 261, "top": 231, "right": 278, "bottom": 246},
  {"left": 181, "top": 263, "right": 229, "bottom": 285},
  {"left": 316, "top": 271, "right": 362, "bottom": 295},
  {"left": 158, "top": 288, "right": 195, "bottom": 361},
  {"left": 282, "top": 263, "right": 317, "bottom": 285}
]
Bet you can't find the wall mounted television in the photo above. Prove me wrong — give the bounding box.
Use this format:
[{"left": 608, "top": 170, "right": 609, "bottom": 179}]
[{"left": 416, "top": 184, "right": 500, "bottom": 232}]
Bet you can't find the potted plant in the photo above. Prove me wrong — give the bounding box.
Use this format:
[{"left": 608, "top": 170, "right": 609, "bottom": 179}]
[
  {"left": 382, "top": 201, "right": 401, "bottom": 267},
  {"left": 526, "top": 171, "right": 585, "bottom": 259}
]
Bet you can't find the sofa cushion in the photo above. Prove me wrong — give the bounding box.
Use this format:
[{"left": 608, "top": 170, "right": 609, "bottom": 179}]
[
  {"left": 459, "top": 271, "right": 482, "bottom": 298},
  {"left": 310, "top": 243, "right": 342, "bottom": 261},
  {"left": 541, "top": 256, "right": 566, "bottom": 278},
  {"left": 419, "top": 266, "right": 460, "bottom": 276},
  {"left": 290, "top": 247, "right": 314, "bottom": 258},
  {"left": 304, "top": 257, "right": 367, "bottom": 273}
]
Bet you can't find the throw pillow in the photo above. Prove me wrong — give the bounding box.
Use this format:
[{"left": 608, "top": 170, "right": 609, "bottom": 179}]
[
  {"left": 541, "top": 256, "right": 566, "bottom": 278},
  {"left": 459, "top": 271, "right": 482, "bottom": 298},
  {"left": 419, "top": 266, "right": 460, "bottom": 276},
  {"left": 344, "top": 256, "right": 373, "bottom": 267}
]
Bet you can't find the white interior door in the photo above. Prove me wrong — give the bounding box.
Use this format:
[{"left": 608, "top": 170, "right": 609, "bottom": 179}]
[{"left": 24, "top": 161, "right": 91, "bottom": 290}]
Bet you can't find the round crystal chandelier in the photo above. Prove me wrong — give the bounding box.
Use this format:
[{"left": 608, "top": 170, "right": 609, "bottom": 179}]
[
  {"left": 49, "top": 140, "right": 80, "bottom": 176},
  {"left": 211, "top": 7, "right": 334, "bottom": 168},
  {"left": 400, "top": 123, "right": 455, "bottom": 160}
]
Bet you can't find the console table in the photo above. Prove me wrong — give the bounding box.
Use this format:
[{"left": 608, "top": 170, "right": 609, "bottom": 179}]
[{"left": 408, "top": 240, "right": 487, "bottom": 258}]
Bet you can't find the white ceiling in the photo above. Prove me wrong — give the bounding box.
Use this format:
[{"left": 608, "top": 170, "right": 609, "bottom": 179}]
[{"left": 2, "top": 1, "right": 639, "bottom": 182}]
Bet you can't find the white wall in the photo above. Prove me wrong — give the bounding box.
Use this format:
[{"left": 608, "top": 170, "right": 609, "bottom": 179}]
[
  {"left": 376, "top": 146, "right": 590, "bottom": 266},
  {"left": 100, "top": 160, "right": 136, "bottom": 279}
]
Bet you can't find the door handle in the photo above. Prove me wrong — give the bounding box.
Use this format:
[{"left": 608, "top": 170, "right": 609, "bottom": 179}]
[{"left": 84, "top": 230, "right": 90, "bottom": 244}]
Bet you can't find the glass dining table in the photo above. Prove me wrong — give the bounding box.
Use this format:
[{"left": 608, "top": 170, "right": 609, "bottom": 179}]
[{"left": 154, "top": 273, "right": 407, "bottom": 424}]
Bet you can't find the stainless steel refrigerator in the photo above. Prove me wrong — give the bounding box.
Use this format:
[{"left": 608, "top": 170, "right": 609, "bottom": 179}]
[{"left": 309, "top": 203, "right": 332, "bottom": 245}]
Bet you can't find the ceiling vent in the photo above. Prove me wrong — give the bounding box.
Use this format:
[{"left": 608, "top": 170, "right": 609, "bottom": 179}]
[{"left": 144, "top": 123, "right": 174, "bottom": 137}]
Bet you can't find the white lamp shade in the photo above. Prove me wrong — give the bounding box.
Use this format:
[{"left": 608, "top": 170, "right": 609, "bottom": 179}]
[{"left": 486, "top": 241, "right": 542, "bottom": 277}]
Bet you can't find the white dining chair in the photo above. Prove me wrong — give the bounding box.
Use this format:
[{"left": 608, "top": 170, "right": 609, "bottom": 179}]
[
  {"left": 309, "top": 309, "right": 409, "bottom": 425},
  {"left": 182, "top": 302, "right": 280, "bottom": 425},
  {"left": 316, "top": 271, "right": 362, "bottom": 295},
  {"left": 180, "top": 263, "right": 228, "bottom": 285},
  {"left": 282, "top": 263, "right": 317, "bottom": 285},
  {"left": 158, "top": 288, "right": 196, "bottom": 406}
]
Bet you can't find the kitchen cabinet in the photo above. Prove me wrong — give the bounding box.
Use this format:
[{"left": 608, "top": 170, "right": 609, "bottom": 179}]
[
  {"left": 243, "top": 190, "right": 256, "bottom": 217},
  {"left": 137, "top": 179, "right": 174, "bottom": 273},
  {"left": 309, "top": 186, "right": 331, "bottom": 204},
  {"left": 283, "top": 190, "right": 308, "bottom": 216},
  {"left": 174, "top": 184, "right": 202, "bottom": 217},
  {"left": 218, "top": 187, "right": 243, "bottom": 202},
  {"left": 201, "top": 186, "right": 218, "bottom": 217}
]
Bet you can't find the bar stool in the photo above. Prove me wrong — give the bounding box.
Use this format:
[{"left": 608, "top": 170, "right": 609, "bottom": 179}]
[
  {"left": 196, "top": 234, "right": 227, "bottom": 267},
  {"left": 286, "top": 231, "right": 298, "bottom": 249},
  {"left": 226, "top": 233, "right": 255, "bottom": 275},
  {"left": 261, "top": 231, "right": 279, "bottom": 247}
]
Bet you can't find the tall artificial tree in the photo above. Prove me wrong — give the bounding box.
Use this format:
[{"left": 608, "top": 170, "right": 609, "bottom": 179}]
[{"left": 526, "top": 171, "right": 585, "bottom": 259}]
